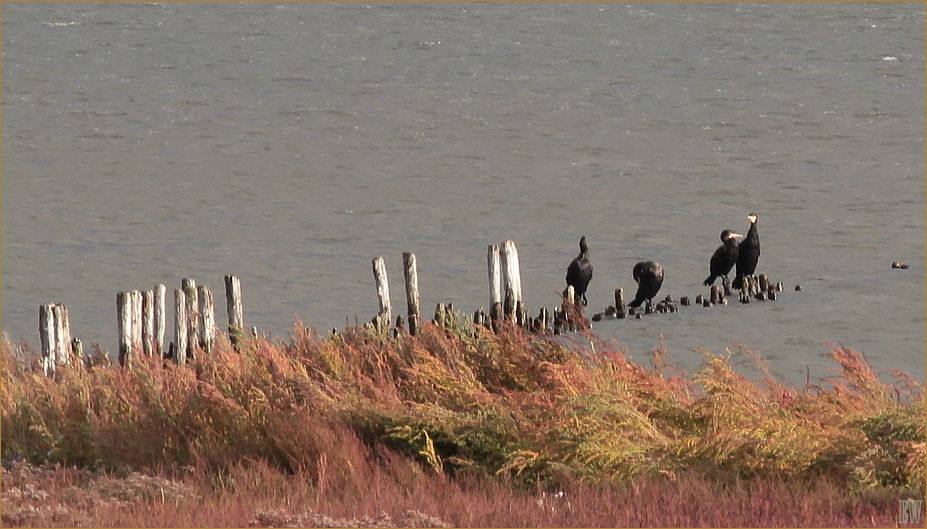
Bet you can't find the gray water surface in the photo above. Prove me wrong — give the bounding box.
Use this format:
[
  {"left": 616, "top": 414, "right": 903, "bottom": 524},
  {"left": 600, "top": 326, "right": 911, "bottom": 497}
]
[{"left": 3, "top": 2, "right": 925, "bottom": 385}]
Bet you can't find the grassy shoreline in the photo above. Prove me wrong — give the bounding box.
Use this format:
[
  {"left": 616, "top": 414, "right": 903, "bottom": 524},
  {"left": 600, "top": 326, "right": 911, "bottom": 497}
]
[{"left": 2, "top": 317, "right": 924, "bottom": 526}]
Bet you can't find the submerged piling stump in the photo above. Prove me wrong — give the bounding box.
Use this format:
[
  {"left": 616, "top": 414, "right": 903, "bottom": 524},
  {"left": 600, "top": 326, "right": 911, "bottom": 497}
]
[{"left": 615, "top": 288, "right": 626, "bottom": 318}]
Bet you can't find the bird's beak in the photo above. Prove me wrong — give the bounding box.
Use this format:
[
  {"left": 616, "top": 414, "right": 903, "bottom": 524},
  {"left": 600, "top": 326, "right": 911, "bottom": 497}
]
[{"left": 731, "top": 232, "right": 743, "bottom": 239}]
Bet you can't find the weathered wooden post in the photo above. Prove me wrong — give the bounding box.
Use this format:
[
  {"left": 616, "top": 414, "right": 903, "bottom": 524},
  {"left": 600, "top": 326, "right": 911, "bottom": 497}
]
[
  {"left": 71, "top": 337, "right": 82, "bottom": 364},
  {"left": 536, "top": 307, "right": 550, "bottom": 333},
  {"left": 722, "top": 277, "right": 732, "bottom": 297},
  {"left": 198, "top": 285, "right": 215, "bottom": 354},
  {"left": 434, "top": 303, "right": 446, "bottom": 328},
  {"left": 758, "top": 274, "right": 770, "bottom": 293},
  {"left": 116, "top": 291, "right": 139, "bottom": 367},
  {"left": 142, "top": 290, "right": 155, "bottom": 356},
  {"left": 173, "top": 288, "right": 188, "bottom": 365},
  {"left": 224, "top": 274, "right": 244, "bottom": 346},
  {"left": 615, "top": 288, "right": 627, "bottom": 319},
  {"left": 500, "top": 240, "right": 523, "bottom": 322},
  {"left": 52, "top": 304, "right": 70, "bottom": 366},
  {"left": 487, "top": 244, "right": 502, "bottom": 309},
  {"left": 402, "top": 252, "right": 420, "bottom": 336},
  {"left": 710, "top": 285, "right": 723, "bottom": 305},
  {"left": 153, "top": 284, "right": 166, "bottom": 357},
  {"left": 563, "top": 285, "right": 576, "bottom": 332},
  {"left": 372, "top": 257, "right": 391, "bottom": 333},
  {"left": 182, "top": 279, "right": 198, "bottom": 359},
  {"left": 39, "top": 304, "right": 55, "bottom": 375}
]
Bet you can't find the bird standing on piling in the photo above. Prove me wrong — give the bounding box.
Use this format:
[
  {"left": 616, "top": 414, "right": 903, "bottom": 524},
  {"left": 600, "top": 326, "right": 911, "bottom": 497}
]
[
  {"left": 565, "top": 236, "right": 593, "bottom": 306},
  {"left": 628, "top": 261, "right": 664, "bottom": 309},
  {"left": 703, "top": 229, "right": 742, "bottom": 286},
  {"left": 732, "top": 213, "right": 760, "bottom": 290}
]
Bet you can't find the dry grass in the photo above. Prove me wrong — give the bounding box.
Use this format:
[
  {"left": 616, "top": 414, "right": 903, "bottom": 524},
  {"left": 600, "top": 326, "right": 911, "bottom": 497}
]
[{"left": 2, "top": 318, "right": 923, "bottom": 527}]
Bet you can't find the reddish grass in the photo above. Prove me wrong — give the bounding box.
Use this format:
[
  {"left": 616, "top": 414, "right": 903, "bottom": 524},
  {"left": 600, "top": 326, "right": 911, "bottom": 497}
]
[{"left": 2, "top": 319, "right": 923, "bottom": 527}]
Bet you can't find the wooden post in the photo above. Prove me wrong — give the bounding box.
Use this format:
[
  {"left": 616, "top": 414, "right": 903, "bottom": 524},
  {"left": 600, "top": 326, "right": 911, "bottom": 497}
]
[
  {"left": 372, "top": 257, "right": 391, "bottom": 333},
  {"left": 434, "top": 303, "right": 446, "bottom": 328},
  {"left": 722, "top": 276, "right": 732, "bottom": 297},
  {"left": 142, "top": 290, "right": 155, "bottom": 356},
  {"left": 614, "top": 288, "right": 626, "bottom": 319},
  {"left": 563, "top": 285, "right": 575, "bottom": 332},
  {"left": 198, "top": 285, "right": 215, "bottom": 354},
  {"left": 487, "top": 244, "right": 502, "bottom": 309},
  {"left": 182, "top": 279, "right": 198, "bottom": 359},
  {"left": 39, "top": 304, "right": 55, "bottom": 375},
  {"left": 710, "top": 285, "right": 723, "bottom": 305},
  {"left": 130, "top": 291, "right": 143, "bottom": 363},
  {"left": 224, "top": 274, "right": 244, "bottom": 346},
  {"left": 71, "top": 337, "right": 83, "bottom": 364},
  {"left": 402, "top": 252, "right": 420, "bottom": 336},
  {"left": 536, "top": 307, "right": 549, "bottom": 333},
  {"left": 173, "top": 288, "right": 188, "bottom": 365},
  {"left": 153, "top": 284, "right": 166, "bottom": 357},
  {"left": 52, "top": 304, "right": 70, "bottom": 366},
  {"left": 490, "top": 302, "right": 503, "bottom": 333},
  {"left": 117, "top": 292, "right": 133, "bottom": 367},
  {"left": 758, "top": 274, "right": 770, "bottom": 293},
  {"left": 500, "top": 240, "right": 522, "bottom": 319}
]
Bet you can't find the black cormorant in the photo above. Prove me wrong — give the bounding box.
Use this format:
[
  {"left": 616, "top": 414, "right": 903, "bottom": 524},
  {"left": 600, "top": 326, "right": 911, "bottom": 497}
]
[
  {"left": 732, "top": 213, "right": 760, "bottom": 290},
  {"left": 703, "top": 229, "right": 742, "bottom": 286},
  {"left": 565, "top": 236, "right": 593, "bottom": 306},
  {"left": 628, "top": 261, "right": 664, "bottom": 308}
]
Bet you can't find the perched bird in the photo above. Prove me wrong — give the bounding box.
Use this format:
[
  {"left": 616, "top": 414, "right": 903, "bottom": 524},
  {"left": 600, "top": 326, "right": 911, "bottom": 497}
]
[
  {"left": 703, "top": 229, "right": 742, "bottom": 286},
  {"left": 565, "top": 236, "right": 593, "bottom": 305},
  {"left": 628, "top": 261, "right": 665, "bottom": 309},
  {"left": 732, "top": 213, "right": 760, "bottom": 290}
]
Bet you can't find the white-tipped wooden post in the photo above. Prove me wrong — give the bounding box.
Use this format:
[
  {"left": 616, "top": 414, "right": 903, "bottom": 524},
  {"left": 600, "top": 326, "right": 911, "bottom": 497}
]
[
  {"left": 402, "top": 252, "right": 420, "bottom": 335},
  {"left": 39, "top": 304, "right": 55, "bottom": 375},
  {"left": 224, "top": 274, "right": 243, "bottom": 345},
  {"left": 142, "top": 290, "right": 155, "bottom": 356},
  {"left": 153, "top": 284, "right": 166, "bottom": 357},
  {"left": 182, "top": 278, "right": 198, "bottom": 359},
  {"left": 173, "top": 288, "right": 188, "bottom": 365},
  {"left": 198, "top": 285, "right": 215, "bottom": 354},
  {"left": 132, "top": 291, "right": 143, "bottom": 356},
  {"left": 117, "top": 291, "right": 140, "bottom": 368},
  {"left": 52, "top": 304, "right": 70, "bottom": 366},
  {"left": 487, "top": 244, "right": 502, "bottom": 309},
  {"left": 615, "top": 288, "right": 627, "bottom": 319},
  {"left": 372, "top": 257, "right": 391, "bottom": 333},
  {"left": 500, "top": 240, "right": 523, "bottom": 320}
]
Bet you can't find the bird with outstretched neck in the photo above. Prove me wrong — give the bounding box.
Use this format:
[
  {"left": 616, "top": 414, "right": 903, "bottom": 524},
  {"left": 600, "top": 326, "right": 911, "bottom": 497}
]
[
  {"left": 565, "top": 236, "right": 593, "bottom": 306},
  {"left": 703, "top": 229, "right": 742, "bottom": 286},
  {"left": 733, "top": 213, "right": 760, "bottom": 290},
  {"left": 628, "top": 261, "right": 664, "bottom": 309}
]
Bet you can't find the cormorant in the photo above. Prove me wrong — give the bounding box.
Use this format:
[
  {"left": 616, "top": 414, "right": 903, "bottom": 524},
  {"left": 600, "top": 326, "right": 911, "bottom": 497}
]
[
  {"left": 732, "top": 213, "right": 760, "bottom": 290},
  {"left": 703, "top": 229, "right": 742, "bottom": 286},
  {"left": 628, "top": 261, "right": 664, "bottom": 308},
  {"left": 565, "top": 236, "right": 593, "bottom": 306}
]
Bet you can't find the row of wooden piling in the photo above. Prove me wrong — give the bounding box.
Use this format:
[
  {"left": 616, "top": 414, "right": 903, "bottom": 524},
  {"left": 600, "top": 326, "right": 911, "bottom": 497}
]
[
  {"left": 368, "top": 241, "right": 530, "bottom": 337},
  {"left": 37, "top": 239, "right": 786, "bottom": 375},
  {"left": 39, "top": 275, "right": 246, "bottom": 373}
]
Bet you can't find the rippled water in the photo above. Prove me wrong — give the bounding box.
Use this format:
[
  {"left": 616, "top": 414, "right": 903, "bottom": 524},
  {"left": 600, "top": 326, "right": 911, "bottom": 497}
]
[{"left": 3, "top": 2, "right": 924, "bottom": 384}]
